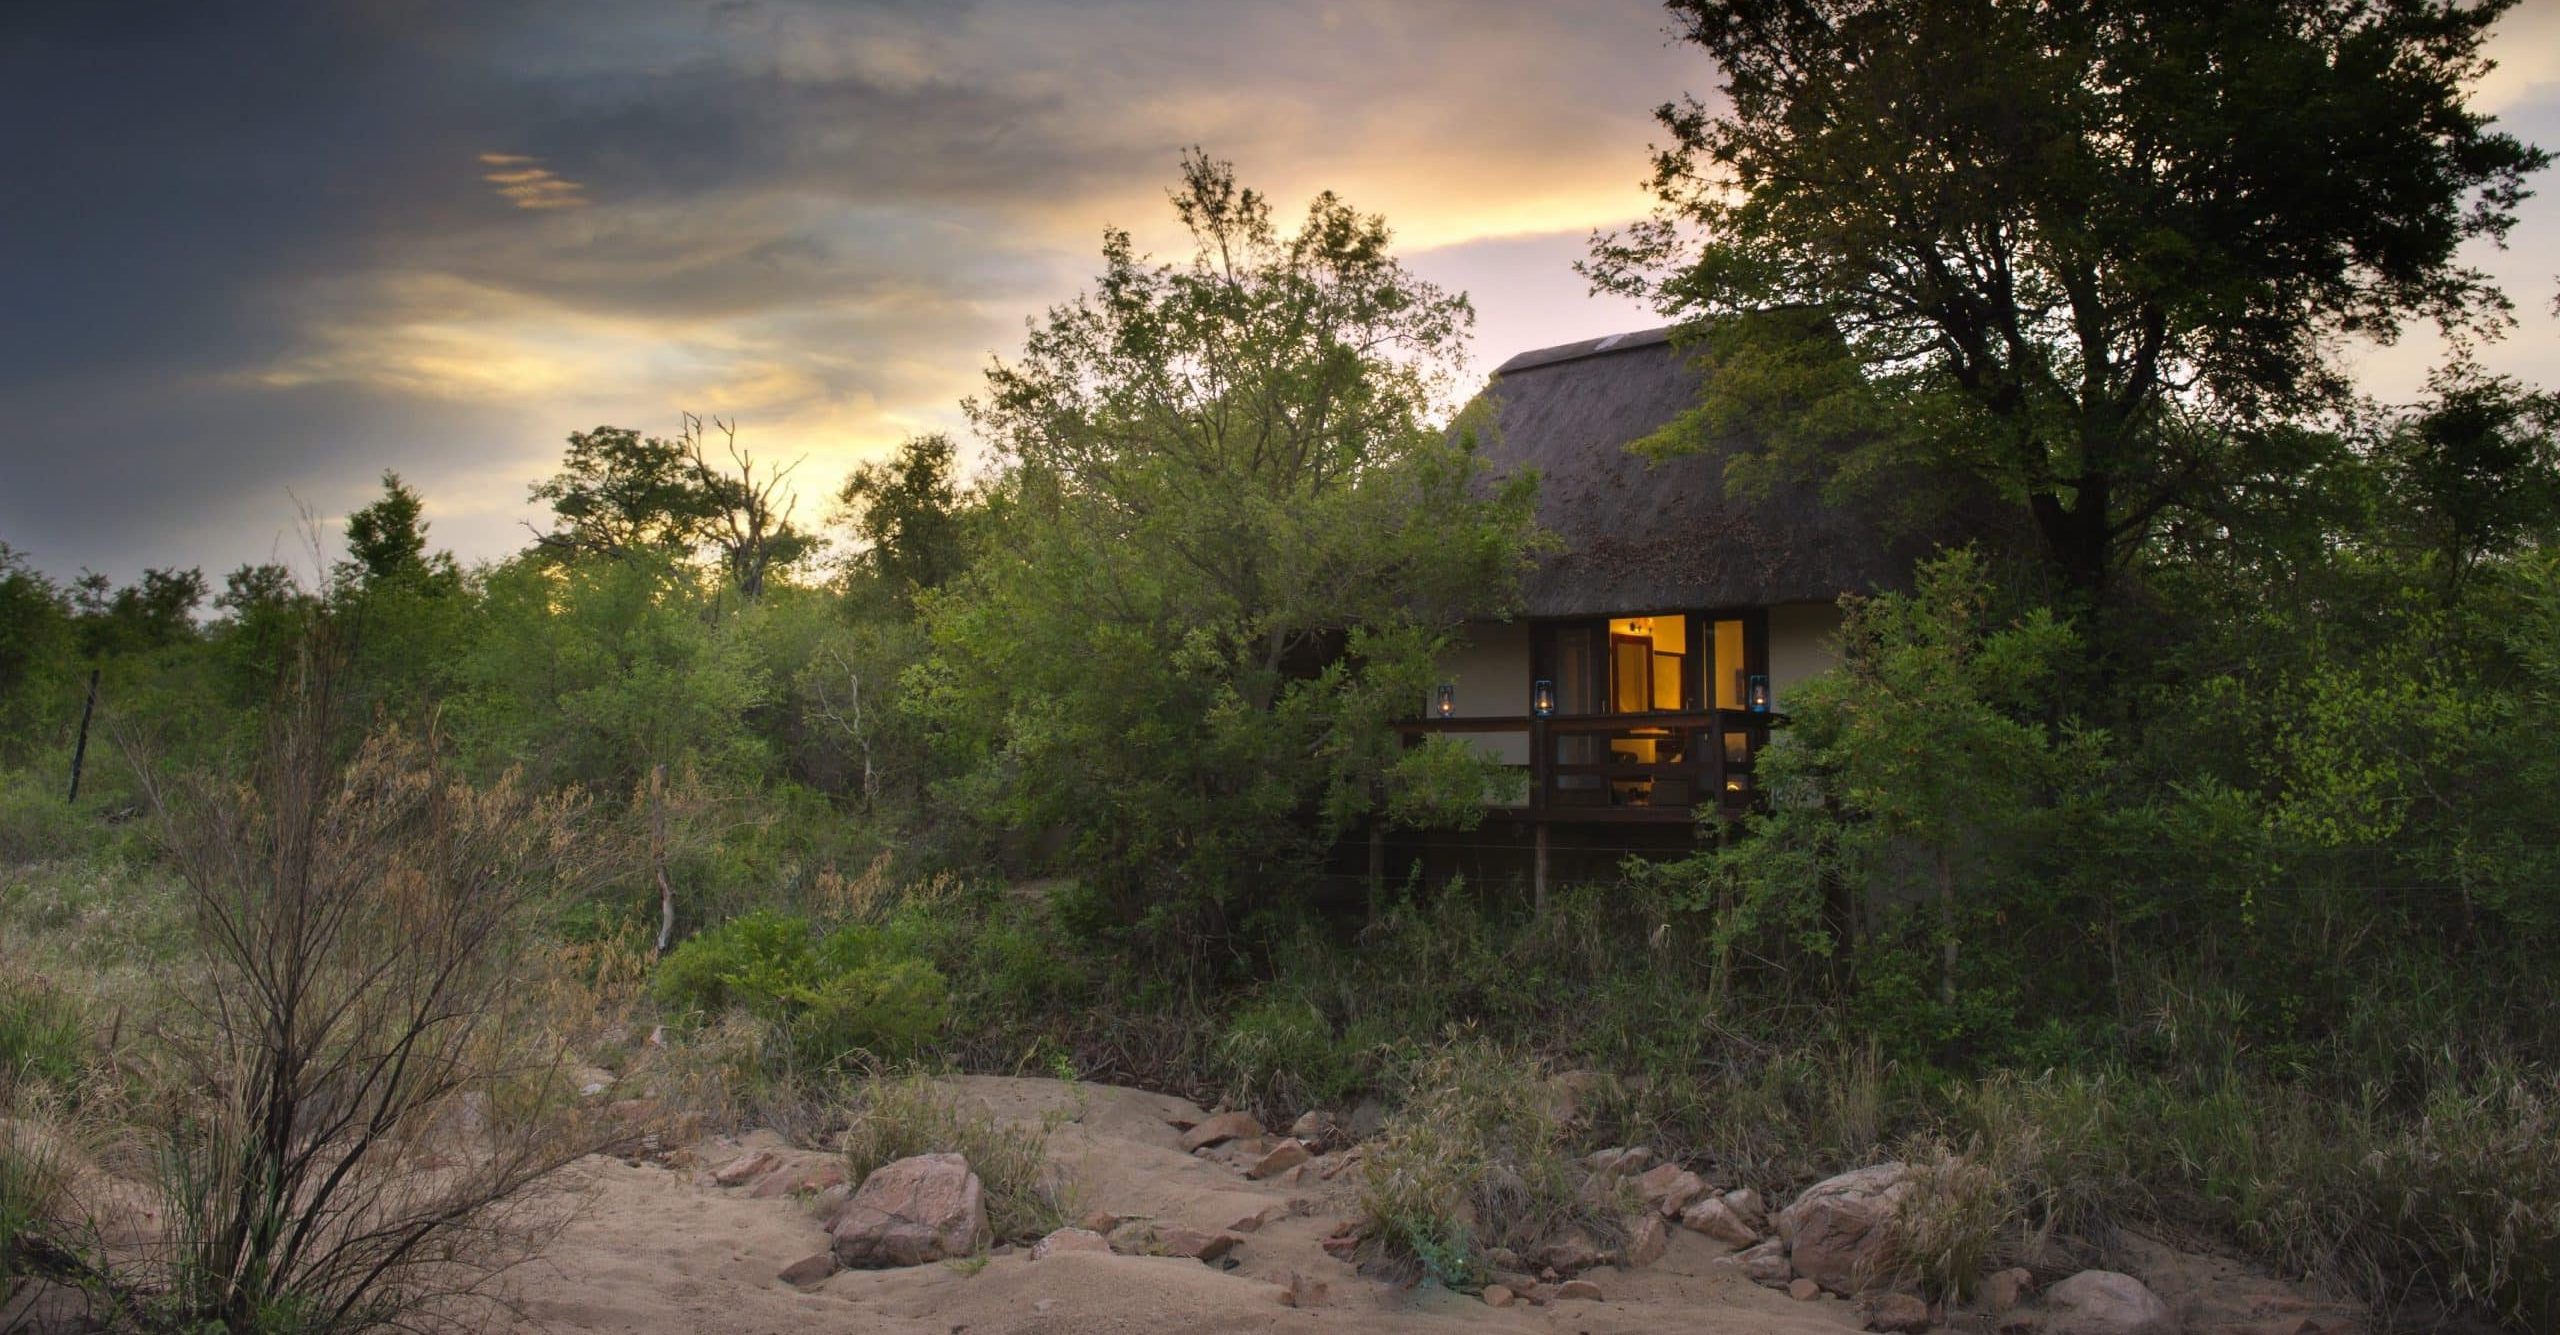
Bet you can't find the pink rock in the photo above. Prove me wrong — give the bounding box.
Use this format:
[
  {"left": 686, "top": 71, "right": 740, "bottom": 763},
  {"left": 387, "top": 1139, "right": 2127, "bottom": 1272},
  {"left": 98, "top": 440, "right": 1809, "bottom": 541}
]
[
  {"left": 2045, "top": 1270, "right": 2174, "bottom": 1335},
  {"left": 776, "top": 1252, "right": 835, "bottom": 1288},
  {"left": 1030, "top": 1227, "right": 1111, "bottom": 1260},
  {"left": 1986, "top": 1266, "right": 2034, "bottom": 1312},
  {"left": 1277, "top": 1270, "right": 1329, "bottom": 1307},
  {"left": 1179, "top": 1111, "right": 1265, "bottom": 1152},
  {"left": 1623, "top": 1214, "right": 1669, "bottom": 1268},
  {"left": 1156, "top": 1227, "right": 1244, "bottom": 1262},
  {"left": 1777, "top": 1163, "right": 1911, "bottom": 1296},
  {"left": 1482, "top": 1284, "right": 1516, "bottom": 1308},
  {"left": 1865, "top": 1291, "right": 1931, "bottom": 1332},
  {"left": 711, "top": 1149, "right": 778, "bottom": 1187},
  {"left": 1634, "top": 1163, "right": 1707, "bottom": 1217},
  {"left": 1679, "top": 1196, "right": 1760, "bottom": 1247},
  {"left": 1737, "top": 1237, "right": 1792, "bottom": 1286},
  {"left": 1555, "top": 1279, "right": 1604, "bottom": 1301},
  {"left": 1789, "top": 1277, "right": 1821, "bottom": 1301},
  {"left": 1248, "top": 1138, "right": 1311, "bottom": 1179},
  {"left": 828, "top": 1153, "right": 989, "bottom": 1268}
]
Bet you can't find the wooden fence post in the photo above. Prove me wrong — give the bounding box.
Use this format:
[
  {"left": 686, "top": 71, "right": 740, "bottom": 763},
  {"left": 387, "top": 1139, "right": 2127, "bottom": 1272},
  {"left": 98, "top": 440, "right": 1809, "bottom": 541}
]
[{"left": 66, "top": 667, "right": 100, "bottom": 803}]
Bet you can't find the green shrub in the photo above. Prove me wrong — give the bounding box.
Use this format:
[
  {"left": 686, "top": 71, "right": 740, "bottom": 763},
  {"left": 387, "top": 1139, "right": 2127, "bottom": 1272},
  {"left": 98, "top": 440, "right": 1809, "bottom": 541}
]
[
  {"left": 1357, "top": 1039, "right": 1617, "bottom": 1290},
  {"left": 654, "top": 910, "right": 950, "bottom": 1067},
  {"left": 840, "top": 1074, "right": 1076, "bottom": 1243},
  {"left": 1215, "top": 992, "right": 1365, "bottom": 1119},
  {"left": 0, "top": 976, "right": 85, "bottom": 1093}
]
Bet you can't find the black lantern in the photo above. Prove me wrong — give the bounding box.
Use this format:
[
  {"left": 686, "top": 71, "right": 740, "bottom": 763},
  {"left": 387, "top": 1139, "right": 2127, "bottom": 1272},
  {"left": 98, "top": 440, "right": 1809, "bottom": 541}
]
[
  {"left": 1531, "top": 679, "right": 1556, "bottom": 717},
  {"left": 1747, "top": 674, "right": 1772, "bottom": 713},
  {"left": 1434, "top": 683, "right": 1455, "bottom": 718}
]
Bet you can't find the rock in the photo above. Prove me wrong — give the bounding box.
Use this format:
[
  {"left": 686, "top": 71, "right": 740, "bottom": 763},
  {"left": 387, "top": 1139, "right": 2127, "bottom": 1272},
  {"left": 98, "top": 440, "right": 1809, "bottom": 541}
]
[
  {"left": 1865, "top": 1292, "right": 1932, "bottom": 1333},
  {"left": 1277, "top": 1270, "right": 1329, "bottom": 1308},
  {"left": 1737, "top": 1236, "right": 1792, "bottom": 1286},
  {"left": 1778, "top": 1162, "right": 1911, "bottom": 1296},
  {"left": 1555, "top": 1279, "right": 1605, "bottom": 1301},
  {"left": 1179, "top": 1110, "right": 1265, "bottom": 1152},
  {"left": 1030, "top": 1227, "right": 1110, "bottom": 1261},
  {"left": 1680, "top": 1197, "right": 1761, "bottom": 1247},
  {"left": 750, "top": 1159, "right": 846, "bottom": 1199},
  {"left": 1482, "top": 1284, "right": 1516, "bottom": 1308},
  {"left": 1581, "top": 1145, "right": 1653, "bottom": 1179},
  {"left": 1078, "top": 1208, "right": 1120, "bottom": 1234},
  {"left": 1485, "top": 1246, "right": 1524, "bottom": 1271},
  {"left": 1156, "top": 1227, "right": 1244, "bottom": 1262},
  {"left": 1534, "top": 1229, "right": 1605, "bottom": 1275},
  {"left": 1634, "top": 1163, "right": 1707, "bottom": 1217},
  {"left": 1623, "top": 1214, "right": 1669, "bottom": 1268},
  {"left": 1226, "top": 1203, "right": 1284, "bottom": 1233},
  {"left": 1723, "top": 1186, "right": 1767, "bottom": 1229},
  {"left": 776, "top": 1252, "right": 836, "bottom": 1289},
  {"left": 2044, "top": 1270, "right": 2174, "bottom": 1335},
  {"left": 1790, "top": 1277, "right": 1822, "bottom": 1301},
  {"left": 827, "top": 1153, "right": 990, "bottom": 1268},
  {"left": 1986, "top": 1267, "right": 2034, "bottom": 1312},
  {"left": 711, "top": 1149, "right": 779, "bottom": 1187},
  {"left": 1248, "top": 1138, "right": 1311, "bottom": 1179},
  {"left": 1320, "top": 1233, "right": 1359, "bottom": 1260}
]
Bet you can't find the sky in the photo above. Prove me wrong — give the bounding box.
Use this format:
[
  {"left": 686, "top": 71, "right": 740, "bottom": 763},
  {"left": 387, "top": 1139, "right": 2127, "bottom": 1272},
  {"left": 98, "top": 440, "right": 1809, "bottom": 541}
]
[{"left": 3, "top": 0, "right": 2557, "bottom": 587}]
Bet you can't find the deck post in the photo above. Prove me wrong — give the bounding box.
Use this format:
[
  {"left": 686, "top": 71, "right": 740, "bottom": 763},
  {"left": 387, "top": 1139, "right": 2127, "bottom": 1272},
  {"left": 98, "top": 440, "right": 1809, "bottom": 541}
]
[{"left": 1532, "top": 821, "right": 1550, "bottom": 918}]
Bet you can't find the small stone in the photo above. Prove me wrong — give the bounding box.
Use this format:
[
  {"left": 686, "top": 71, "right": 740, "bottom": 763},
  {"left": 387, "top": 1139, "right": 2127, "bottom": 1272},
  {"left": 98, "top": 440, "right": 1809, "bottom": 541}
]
[
  {"left": 1320, "top": 1233, "right": 1359, "bottom": 1260},
  {"left": 1737, "top": 1236, "right": 1792, "bottom": 1286},
  {"left": 711, "top": 1149, "right": 779, "bottom": 1187},
  {"left": 1555, "top": 1279, "right": 1604, "bottom": 1301},
  {"left": 1723, "top": 1187, "right": 1767, "bottom": 1229},
  {"left": 1034, "top": 1298, "right": 1058, "bottom": 1314},
  {"left": 1030, "top": 1227, "right": 1110, "bottom": 1261},
  {"left": 1535, "top": 1230, "right": 1604, "bottom": 1274},
  {"left": 1622, "top": 1214, "right": 1669, "bottom": 1268},
  {"left": 1077, "top": 1209, "right": 1120, "bottom": 1234},
  {"left": 1679, "top": 1196, "right": 1760, "bottom": 1247},
  {"left": 1278, "top": 1270, "right": 1329, "bottom": 1308},
  {"left": 1482, "top": 1284, "right": 1515, "bottom": 1308},
  {"left": 1248, "top": 1138, "right": 1311, "bottom": 1179},
  {"left": 777, "top": 1252, "right": 836, "bottom": 1288},
  {"left": 1789, "top": 1277, "right": 1822, "bottom": 1301},
  {"left": 1485, "top": 1246, "right": 1523, "bottom": 1270},
  {"left": 1156, "top": 1227, "right": 1243, "bottom": 1262},
  {"left": 1227, "top": 1203, "right": 1284, "bottom": 1233},
  {"left": 1865, "top": 1292, "right": 1931, "bottom": 1333},
  {"left": 1986, "top": 1267, "right": 2034, "bottom": 1312},
  {"left": 1179, "top": 1110, "right": 1265, "bottom": 1152}
]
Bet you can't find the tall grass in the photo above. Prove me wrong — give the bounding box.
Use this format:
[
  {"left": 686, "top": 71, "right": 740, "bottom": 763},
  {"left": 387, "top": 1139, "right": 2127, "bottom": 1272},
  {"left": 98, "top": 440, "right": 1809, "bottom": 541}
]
[{"left": 840, "top": 1074, "right": 1078, "bottom": 1243}]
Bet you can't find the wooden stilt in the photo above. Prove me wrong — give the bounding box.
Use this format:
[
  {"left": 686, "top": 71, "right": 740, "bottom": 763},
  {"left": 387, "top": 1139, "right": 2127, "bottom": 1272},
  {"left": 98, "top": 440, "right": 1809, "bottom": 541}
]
[
  {"left": 66, "top": 668, "right": 99, "bottom": 804},
  {"left": 1533, "top": 821, "right": 1550, "bottom": 919}
]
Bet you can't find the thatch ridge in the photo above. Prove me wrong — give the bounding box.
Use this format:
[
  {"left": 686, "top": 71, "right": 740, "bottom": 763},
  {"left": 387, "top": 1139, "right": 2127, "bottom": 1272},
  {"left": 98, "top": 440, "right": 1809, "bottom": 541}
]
[{"left": 1471, "top": 329, "right": 1929, "bottom": 616}]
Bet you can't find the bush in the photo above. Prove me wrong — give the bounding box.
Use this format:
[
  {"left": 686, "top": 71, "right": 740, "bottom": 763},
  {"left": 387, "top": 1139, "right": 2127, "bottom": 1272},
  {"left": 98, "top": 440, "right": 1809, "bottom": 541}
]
[
  {"left": 654, "top": 910, "right": 950, "bottom": 1068},
  {"left": 1214, "top": 992, "right": 1367, "bottom": 1120},
  {"left": 1356, "top": 1039, "right": 1618, "bottom": 1290},
  {"left": 839, "top": 1074, "right": 1076, "bottom": 1243}
]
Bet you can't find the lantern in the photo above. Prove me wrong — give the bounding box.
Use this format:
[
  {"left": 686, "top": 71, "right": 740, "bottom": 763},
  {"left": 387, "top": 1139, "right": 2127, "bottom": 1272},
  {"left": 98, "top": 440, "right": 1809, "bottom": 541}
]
[
  {"left": 1434, "top": 683, "right": 1455, "bottom": 718},
  {"left": 1747, "top": 674, "right": 1772, "bottom": 713},
  {"left": 1532, "top": 679, "right": 1556, "bottom": 717}
]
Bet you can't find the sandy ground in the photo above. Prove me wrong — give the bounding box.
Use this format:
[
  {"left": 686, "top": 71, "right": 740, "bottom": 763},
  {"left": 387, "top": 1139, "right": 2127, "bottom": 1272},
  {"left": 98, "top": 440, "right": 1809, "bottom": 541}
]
[{"left": 507, "top": 1076, "right": 1865, "bottom": 1335}]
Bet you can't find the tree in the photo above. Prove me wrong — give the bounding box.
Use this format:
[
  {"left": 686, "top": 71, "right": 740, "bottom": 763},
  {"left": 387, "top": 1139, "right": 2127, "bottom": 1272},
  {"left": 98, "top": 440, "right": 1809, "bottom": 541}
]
[
  {"left": 1589, "top": 0, "right": 2548, "bottom": 601},
  {"left": 341, "top": 471, "right": 437, "bottom": 585},
  {"left": 0, "top": 544, "right": 72, "bottom": 728},
  {"left": 680, "top": 414, "right": 818, "bottom": 599},
  {"left": 910, "top": 152, "right": 1537, "bottom": 947},
  {"left": 529, "top": 426, "right": 724, "bottom": 563},
  {"left": 834, "top": 433, "right": 973, "bottom": 609},
  {"left": 71, "top": 565, "right": 205, "bottom": 658}
]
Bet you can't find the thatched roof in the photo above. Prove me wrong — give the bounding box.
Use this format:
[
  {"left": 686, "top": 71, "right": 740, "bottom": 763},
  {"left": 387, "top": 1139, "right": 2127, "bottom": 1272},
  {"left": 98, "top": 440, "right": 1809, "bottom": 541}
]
[{"left": 1472, "top": 327, "right": 1930, "bottom": 617}]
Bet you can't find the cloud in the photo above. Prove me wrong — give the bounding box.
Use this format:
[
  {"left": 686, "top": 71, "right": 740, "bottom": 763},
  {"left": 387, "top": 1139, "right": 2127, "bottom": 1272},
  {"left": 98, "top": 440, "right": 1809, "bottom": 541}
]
[{"left": 479, "top": 152, "right": 589, "bottom": 210}]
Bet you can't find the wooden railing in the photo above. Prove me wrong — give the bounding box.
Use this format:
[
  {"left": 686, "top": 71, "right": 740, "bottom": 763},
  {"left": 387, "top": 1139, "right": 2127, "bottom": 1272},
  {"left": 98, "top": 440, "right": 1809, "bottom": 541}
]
[{"left": 1396, "top": 708, "right": 1776, "bottom": 822}]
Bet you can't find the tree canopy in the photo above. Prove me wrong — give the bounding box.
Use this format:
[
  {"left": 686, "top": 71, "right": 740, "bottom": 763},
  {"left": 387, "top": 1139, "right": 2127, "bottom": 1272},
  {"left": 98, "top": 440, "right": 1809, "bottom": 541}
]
[{"left": 1589, "top": 0, "right": 2549, "bottom": 599}]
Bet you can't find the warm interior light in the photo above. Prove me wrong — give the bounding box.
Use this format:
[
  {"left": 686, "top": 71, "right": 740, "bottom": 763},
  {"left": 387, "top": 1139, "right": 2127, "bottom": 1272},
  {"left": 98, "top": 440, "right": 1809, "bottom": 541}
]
[{"left": 1532, "top": 679, "right": 1556, "bottom": 717}]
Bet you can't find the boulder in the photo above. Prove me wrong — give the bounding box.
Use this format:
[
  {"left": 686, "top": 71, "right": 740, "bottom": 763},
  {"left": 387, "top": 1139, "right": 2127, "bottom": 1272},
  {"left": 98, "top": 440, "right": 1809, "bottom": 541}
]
[
  {"left": 750, "top": 1158, "right": 846, "bottom": 1199},
  {"left": 1778, "top": 1162, "right": 1911, "bottom": 1296},
  {"left": 1723, "top": 1186, "right": 1767, "bottom": 1229},
  {"left": 1482, "top": 1284, "right": 1516, "bottom": 1308},
  {"left": 1156, "top": 1226, "right": 1244, "bottom": 1262},
  {"left": 1179, "top": 1111, "right": 1264, "bottom": 1152},
  {"left": 1555, "top": 1279, "right": 1605, "bottom": 1301},
  {"left": 828, "top": 1153, "right": 989, "bottom": 1268},
  {"left": 776, "top": 1252, "right": 836, "bottom": 1289},
  {"left": 1623, "top": 1214, "right": 1670, "bottom": 1268},
  {"left": 1030, "top": 1227, "right": 1110, "bottom": 1260},
  {"left": 1634, "top": 1163, "right": 1707, "bottom": 1217},
  {"left": 1681, "top": 1196, "right": 1761, "bottom": 1247},
  {"left": 1737, "top": 1237, "right": 1792, "bottom": 1286},
  {"left": 1248, "top": 1138, "right": 1312, "bottom": 1180},
  {"left": 2044, "top": 1270, "right": 2174, "bottom": 1335},
  {"left": 1789, "top": 1277, "right": 1822, "bottom": 1301},
  {"left": 1865, "top": 1292, "right": 1932, "bottom": 1333},
  {"left": 1985, "top": 1267, "right": 2034, "bottom": 1313}
]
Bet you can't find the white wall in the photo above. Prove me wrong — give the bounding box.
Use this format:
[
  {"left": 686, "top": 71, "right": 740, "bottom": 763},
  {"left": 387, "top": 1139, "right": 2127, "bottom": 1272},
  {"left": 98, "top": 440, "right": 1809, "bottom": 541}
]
[
  {"left": 1767, "top": 600, "right": 1844, "bottom": 711},
  {"left": 1432, "top": 620, "right": 1532, "bottom": 768}
]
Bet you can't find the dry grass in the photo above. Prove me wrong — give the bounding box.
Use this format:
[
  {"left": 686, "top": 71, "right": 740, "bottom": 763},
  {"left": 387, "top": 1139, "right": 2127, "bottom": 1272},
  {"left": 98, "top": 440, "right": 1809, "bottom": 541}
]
[{"left": 840, "top": 1073, "right": 1078, "bottom": 1243}]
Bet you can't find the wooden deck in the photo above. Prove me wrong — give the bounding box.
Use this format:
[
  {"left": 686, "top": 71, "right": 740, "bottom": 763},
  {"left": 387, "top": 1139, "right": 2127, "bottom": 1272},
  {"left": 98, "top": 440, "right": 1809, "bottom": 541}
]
[{"left": 1397, "top": 708, "right": 1776, "bottom": 823}]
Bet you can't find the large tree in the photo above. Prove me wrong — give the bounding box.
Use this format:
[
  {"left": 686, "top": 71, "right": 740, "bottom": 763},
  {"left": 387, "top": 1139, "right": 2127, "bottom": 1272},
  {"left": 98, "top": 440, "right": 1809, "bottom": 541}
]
[
  {"left": 1589, "top": 0, "right": 2548, "bottom": 599},
  {"left": 912, "top": 152, "right": 1537, "bottom": 941}
]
